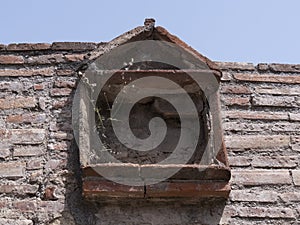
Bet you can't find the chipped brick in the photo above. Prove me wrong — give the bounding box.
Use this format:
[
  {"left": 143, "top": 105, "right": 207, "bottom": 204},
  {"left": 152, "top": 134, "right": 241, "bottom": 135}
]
[
  {"left": 13, "top": 145, "right": 45, "bottom": 157},
  {"left": 25, "top": 54, "right": 65, "bottom": 64},
  {"left": 237, "top": 206, "right": 295, "bottom": 219},
  {"left": 13, "top": 201, "right": 36, "bottom": 212},
  {"left": 10, "top": 129, "right": 46, "bottom": 144},
  {"left": 7, "top": 113, "right": 46, "bottom": 124},
  {"left": 220, "top": 85, "right": 251, "bottom": 94},
  {"left": 292, "top": 170, "right": 300, "bottom": 186},
  {"left": 269, "top": 63, "right": 300, "bottom": 73},
  {"left": 234, "top": 73, "right": 300, "bottom": 84},
  {"left": 289, "top": 113, "right": 300, "bottom": 121},
  {"left": 50, "top": 88, "right": 72, "bottom": 96},
  {"left": 7, "top": 43, "right": 50, "bottom": 51},
  {"left": 280, "top": 192, "right": 300, "bottom": 202},
  {"left": 0, "top": 162, "right": 25, "bottom": 179},
  {"left": 0, "top": 97, "right": 36, "bottom": 109},
  {"left": 215, "top": 62, "right": 255, "bottom": 71},
  {"left": 225, "top": 135, "right": 290, "bottom": 149},
  {"left": 0, "top": 55, "right": 24, "bottom": 64},
  {"left": 64, "top": 53, "right": 86, "bottom": 62},
  {"left": 230, "top": 190, "right": 277, "bottom": 202},
  {"left": 27, "top": 158, "right": 44, "bottom": 170}
]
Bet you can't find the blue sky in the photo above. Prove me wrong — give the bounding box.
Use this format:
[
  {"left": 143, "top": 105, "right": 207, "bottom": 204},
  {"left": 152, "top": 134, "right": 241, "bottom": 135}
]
[{"left": 1, "top": 0, "right": 299, "bottom": 64}]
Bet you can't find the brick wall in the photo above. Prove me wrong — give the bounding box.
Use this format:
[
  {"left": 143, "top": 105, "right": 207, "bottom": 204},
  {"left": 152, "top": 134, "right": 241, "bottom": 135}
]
[
  {"left": 218, "top": 62, "right": 300, "bottom": 224},
  {"left": 0, "top": 43, "right": 299, "bottom": 224}
]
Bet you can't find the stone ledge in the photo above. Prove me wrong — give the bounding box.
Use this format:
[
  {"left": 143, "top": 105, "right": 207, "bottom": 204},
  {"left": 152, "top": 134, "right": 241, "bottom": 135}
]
[{"left": 82, "top": 164, "right": 231, "bottom": 199}]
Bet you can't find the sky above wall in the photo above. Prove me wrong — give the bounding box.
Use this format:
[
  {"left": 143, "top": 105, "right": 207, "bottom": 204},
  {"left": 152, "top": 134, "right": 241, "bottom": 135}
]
[{"left": 1, "top": 0, "right": 299, "bottom": 64}]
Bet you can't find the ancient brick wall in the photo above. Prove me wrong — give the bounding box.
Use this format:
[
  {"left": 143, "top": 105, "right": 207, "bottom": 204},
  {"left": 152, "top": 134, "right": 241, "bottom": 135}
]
[
  {"left": 217, "top": 62, "right": 300, "bottom": 224},
  {"left": 0, "top": 43, "right": 299, "bottom": 224}
]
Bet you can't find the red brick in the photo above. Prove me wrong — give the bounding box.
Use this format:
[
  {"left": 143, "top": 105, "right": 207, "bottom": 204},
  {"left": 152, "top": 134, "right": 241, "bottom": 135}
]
[
  {"left": 237, "top": 206, "right": 295, "bottom": 219},
  {"left": 269, "top": 63, "right": 300, "bottom": 73},
  {"left": 28, "top": 170, "right": 43, "bottom": 183},
  {"left": 0, "top": 81, "right": 24, "bottom": 91},
  {"left": 37, "top": 201, "right": 64, "bottom": 213},
  {"left": 15, "top": 184, "right": 39, "bottom": 194},
  {"left": 0, "top": 97, "right": 36, "bottom": 109},
  {"left": 224, "top": 121, "right": 300, "bottom": 133},
  {"left": 292, "top": 170, "right": 300, "bottom": 186},
  {"left": 228, "top": 156, "right": 250, "bottom": 167},
  {"left": 9, "top": 129, "right": 46, "bottom": 144},
  {"left": 290, "top": 136, "right": 300, "bottom": 151},
  {"left": 257, "top": 63, "right": 269, "bottom": 71},
  {"left": 27, "top": 158, "right": 44, "bottom": 170},
  {"left": 252, "top": 96, "right": 299, "bottom": 107},
  {"left": 252, "top": 156, "right": 298, "bottom": 168},
  {"left": 215, "top": 62, "right": 255, "bottom": 71},
  {"left": 50, "top": 88, "right": 72, "bottom": 96},
  {"left": 43, "top": 187, "right": 58, "bottom": 200},
  {"left": 0, "top": 148, "right": 10, "bottom": 159},
  {"left": 0, "top": 44, "right": 6, "bottom": 51},
  {"left": 64, "top": 53, "right": 86, "bottom": 62},
  {"left": 45, "top": 159, "right": 66, "bottom": 170},
  {"left": 146, "top": 182, "right": 230, "bottom": 198},
  {"left": 255, "top": 86, "right": 300, "bottom": 96},
  {"left": 220, "top": 72, "right": 233, "bottom": 81},
  {"left": 0, "top": 162, "right": 26, "bottom": 179},
  {"left": 225, "top": 135, "right": 290, "bottom": 150},
  {"left": 289, "top": 113, "right": 300, "bottom": 121},
  {"left": 220, "top": 85, "right": 251, "bottom": 94},
  {"left": 54, "top": 80, "right": 76, "bottom": 88},
  {"left": 234, "top": 73, "right": 300, "bottom": 84},
  {"left": 0, "top": 142, "right": 10, "bottom": 159},
  {"left": 56, "top": 69, "right": 75, "bottom": 76},
  {"left": 13, "top": 201, "right": 36, "bottom": 212},
  {"left": 231, "top": 170, "right": 291, "bottom": 185},
  {"left": 0, "top": 219, "right": 33, "bottom": 225},
  {"left": 25, "top": 54, "right": 65, "bottom": 64},
  {"left": 50, "top": 131, "right": 73, "bottom": 140},
  {"left": 230, "top": 190, "right": 277, "bottom": 202},
  {"left": 7, "top": 113, "right": 46, "bottom": 124},
  {"left": 0, "top": 184, "right": 38, "bottom": 195},
  {"left": 221, "top": 96, "right": 250, "bottom": 106},
  {"left": 14, "top": 145, "right": 45, "bottom": 157},
  {"left": 7, "top": 43, "right": 51, "bottom": 51},
  {"left": 52, "top": 99, "right": 71, "bottom": 108},
  {"left": 0, "top": 67, "right": 55, "bottom": 77},
  {"left": 48, "top": 141, "right": 70, "bottom": 151},
  {"left": 280, "top": 192, "right": 300, "bottom": 202},
  {"left": 51, "top": 42, "right": 97, "bottom": 50},
  {"left": 224, "top": 110, "right": 289, "bottom": 121},
  {"left": 33, "top": 84, "right": 44, "bottom": 90},
  {"left": 0, "top": 55, "right": 24, "bottom": 64}
]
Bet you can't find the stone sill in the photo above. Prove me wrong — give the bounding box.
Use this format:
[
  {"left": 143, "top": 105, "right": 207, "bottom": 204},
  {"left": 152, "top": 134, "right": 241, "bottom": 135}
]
[{"left": 82, "top": 163, "right": 231, "bottom": 199}]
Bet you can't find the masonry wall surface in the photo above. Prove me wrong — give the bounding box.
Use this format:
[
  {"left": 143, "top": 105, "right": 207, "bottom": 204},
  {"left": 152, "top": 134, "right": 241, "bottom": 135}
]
[{"left": 0, "top": 42, "right": 299, "bottom": 225}]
